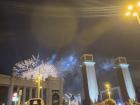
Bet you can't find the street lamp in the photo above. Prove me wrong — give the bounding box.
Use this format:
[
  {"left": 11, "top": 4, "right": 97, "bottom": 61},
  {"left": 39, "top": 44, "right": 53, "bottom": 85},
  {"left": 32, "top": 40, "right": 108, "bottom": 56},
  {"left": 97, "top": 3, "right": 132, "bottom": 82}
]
[
  {"left": 128, "top": 5, "right": 133, "bottom": 11},
  {"left": 125, "top": 1, "right": 140, "bottom": 24},
  {"left": 137, "top": 1, "right": 140, "bottom": 7},
  {"left": 105, "top": 82, "right": 112, "bottom": 99}
]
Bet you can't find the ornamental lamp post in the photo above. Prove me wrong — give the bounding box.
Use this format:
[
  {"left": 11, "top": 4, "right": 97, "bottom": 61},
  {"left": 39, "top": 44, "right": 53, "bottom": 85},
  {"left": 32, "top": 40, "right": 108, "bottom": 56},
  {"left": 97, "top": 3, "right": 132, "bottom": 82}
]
[
  {"left": 105, "top": 82, "right": 112, "bottom": 99},
  {"left": 35, "top": 74, "right": 43, "bottom": 98}
]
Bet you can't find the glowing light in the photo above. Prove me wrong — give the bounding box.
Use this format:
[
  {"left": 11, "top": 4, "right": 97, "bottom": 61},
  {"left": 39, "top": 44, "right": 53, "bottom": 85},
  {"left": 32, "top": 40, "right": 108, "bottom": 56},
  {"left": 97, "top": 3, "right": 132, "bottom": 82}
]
[
  {"left": 128, "top": 5, "right": 133, "bottom": 10},
  {"left": 84, "top": 61, "right": 95, "bottom": 65},
  {"left": 125, "top": 11, "right": 131, "bottom": 16},
  {"left": 105, "top": 82, "right": 112, "bottom": 99},
  {"left": 108, "top": 91, "right": 111, "bottom": 95},
  {"left": 105, "top": 83, "right": 111, "bottom": 89},
  {"left": 137, "top": 1, "right": 140, "bottom": 7},
  {"left": 12, "top": 97, "right": 18, "bottom": 102},
  {"left": 12, "top": 93, "right": 18, "bottom": 102},
  {"left": 133, "top": 12, "right": 138, "bottom": 16},
  {"left": 116, "top": 101, "right": 124, "bottom": 105},
  {"left": 124, "top": 1, "right": 140, "bottom": 25},
  {"left": 13, "top": 92, "right": 17, "bottom": 97},
  {"left": 69, "top": 56, "right": 74, "bottom": 62}
]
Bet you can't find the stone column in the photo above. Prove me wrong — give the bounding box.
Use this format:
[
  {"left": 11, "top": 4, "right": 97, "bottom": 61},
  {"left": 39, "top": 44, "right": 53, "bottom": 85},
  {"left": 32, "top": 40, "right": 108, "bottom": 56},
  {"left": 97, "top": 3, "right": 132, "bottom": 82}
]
[
  {"left": 41, "top": 88, "right": 44, "bottom": 99},
  {"left": 29, "top": 87, "right": 32, "bottom": 99},
  {"left": 46, "top": 88, "right": 48, "bottom": 105},
  {"left": 46, "top": 79, "right": 51, "bottom": 105},
  {"left": 22, "top": 87, "right": 26, "bottom": 105},
  {"left": 35, "top": 88, "right": 38, "bottom": 98},
  {"left": 50, "top": 89, "right": 52, "bottom": 105},
  {"left": 60, "top": 78, "right": 64, "bottom": 105},
  {"left": 7, "top": 85, "right": 14, "bottom": 105},
  {"left": 18, "top": 89, "right": 22, "bottom": 105},
  {"left": 17, "top": 86, "right": 21, "bottom": 105}
]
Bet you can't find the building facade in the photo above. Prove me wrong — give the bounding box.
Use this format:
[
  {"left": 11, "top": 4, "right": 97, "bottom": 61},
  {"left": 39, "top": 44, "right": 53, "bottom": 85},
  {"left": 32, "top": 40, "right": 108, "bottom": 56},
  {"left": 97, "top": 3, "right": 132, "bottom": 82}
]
[{"left": 0, "top": 74, "right": 63, "bottom": 105}]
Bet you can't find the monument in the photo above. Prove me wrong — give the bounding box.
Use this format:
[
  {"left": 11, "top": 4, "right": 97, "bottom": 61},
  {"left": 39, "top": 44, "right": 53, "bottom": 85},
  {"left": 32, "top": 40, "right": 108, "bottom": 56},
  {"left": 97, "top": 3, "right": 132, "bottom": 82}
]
[
  {"left": 80, "top": 54, "right": 99, "bottom": 105},
  {"left": 115, "top": 57, "right": 136, "bottom": 102}
]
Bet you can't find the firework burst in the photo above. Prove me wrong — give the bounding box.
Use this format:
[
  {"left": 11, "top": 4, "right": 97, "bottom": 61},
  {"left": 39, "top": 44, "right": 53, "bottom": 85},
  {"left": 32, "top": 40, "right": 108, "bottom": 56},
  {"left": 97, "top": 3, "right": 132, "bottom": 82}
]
[{"left": 13, "top": 55, "right": 58, "bottom": 80}]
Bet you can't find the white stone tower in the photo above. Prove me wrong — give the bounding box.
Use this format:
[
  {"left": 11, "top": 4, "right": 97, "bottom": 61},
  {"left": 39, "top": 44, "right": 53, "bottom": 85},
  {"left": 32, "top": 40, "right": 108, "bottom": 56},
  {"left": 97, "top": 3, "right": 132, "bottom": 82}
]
[
  {"left": 115, "top": 57, "right": 136, "bottom": 102},
  {"left": 81, "top": 54, "right": 99, "bottom": 105}
]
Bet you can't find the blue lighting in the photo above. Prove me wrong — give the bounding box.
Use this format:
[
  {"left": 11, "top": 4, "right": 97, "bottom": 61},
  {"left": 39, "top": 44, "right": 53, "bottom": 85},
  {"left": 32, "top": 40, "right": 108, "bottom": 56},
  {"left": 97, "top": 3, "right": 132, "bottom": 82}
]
[
  {"left": 116, "top": 99, "right": 124, "bottom": 105},
  {"left": 57, "top": 55, "right": 78, "bottom": 71},
  {"left": 69, "top": 56, "right": 74, "bottom": 62},
  {"left": 66, "top": 63, "right": 70, "bottom": 68},
  {"left": 117, "top": 102, "right": 124, "bottom": 105},
  {"left": 48, "top": 54, "right": 57, "bottom": 64},
  {"left": 99, "top": 59, "right": 115, "bottom": 71},
  {"left": 71, "top": 59, "right": 77, "bottom": 65}
]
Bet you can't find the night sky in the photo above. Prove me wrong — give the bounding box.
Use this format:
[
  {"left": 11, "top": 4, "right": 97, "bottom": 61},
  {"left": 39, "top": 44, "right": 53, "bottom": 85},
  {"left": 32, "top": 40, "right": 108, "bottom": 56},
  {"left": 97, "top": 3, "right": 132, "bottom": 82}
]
[{"left": 0, "top": 0, "right": 140, "bottom": 93}]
